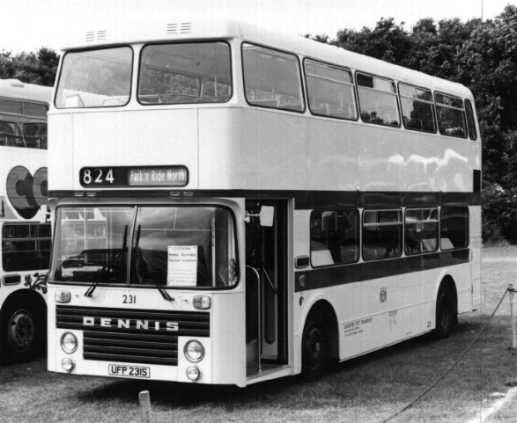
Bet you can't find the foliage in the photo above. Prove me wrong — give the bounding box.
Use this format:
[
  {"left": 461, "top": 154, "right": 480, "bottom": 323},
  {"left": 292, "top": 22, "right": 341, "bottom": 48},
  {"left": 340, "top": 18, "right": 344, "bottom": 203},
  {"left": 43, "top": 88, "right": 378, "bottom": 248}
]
[
  {"left": 312, "top": 5, "right": 517, "bottom": 243},
  {"left": 5, "top": 6, "right": 517, "bottom": 241},
  {"left": 0, "top": 47, "right": 58, "bottom": 86}
]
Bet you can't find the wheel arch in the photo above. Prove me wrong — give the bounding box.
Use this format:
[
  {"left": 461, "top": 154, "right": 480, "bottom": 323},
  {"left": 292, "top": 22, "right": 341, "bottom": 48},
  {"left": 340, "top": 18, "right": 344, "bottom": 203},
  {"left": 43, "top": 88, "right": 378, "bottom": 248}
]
[
  {"left": 1, "top": 289, "right": 47, "bottom": 325},
  {"left": 435, "top": 274, "right": 458, "bottom": 316},
  {"left": 299, "top": 295, "right": 340, "bottom": 363}
]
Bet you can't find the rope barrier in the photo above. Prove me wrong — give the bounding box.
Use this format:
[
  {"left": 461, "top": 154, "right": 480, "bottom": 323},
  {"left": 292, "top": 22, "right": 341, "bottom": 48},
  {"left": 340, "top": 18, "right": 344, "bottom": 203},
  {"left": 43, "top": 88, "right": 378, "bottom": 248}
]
[{"left": 379, "top": 287, "right": 510, "bottom": 423}]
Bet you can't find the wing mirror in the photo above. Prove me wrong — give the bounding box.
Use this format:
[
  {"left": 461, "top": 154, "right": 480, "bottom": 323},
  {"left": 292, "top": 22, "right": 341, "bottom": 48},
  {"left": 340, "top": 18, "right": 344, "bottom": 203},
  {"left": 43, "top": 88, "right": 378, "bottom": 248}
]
[{"left": 245, "top": 205, "right": 275, "bottom": 227}]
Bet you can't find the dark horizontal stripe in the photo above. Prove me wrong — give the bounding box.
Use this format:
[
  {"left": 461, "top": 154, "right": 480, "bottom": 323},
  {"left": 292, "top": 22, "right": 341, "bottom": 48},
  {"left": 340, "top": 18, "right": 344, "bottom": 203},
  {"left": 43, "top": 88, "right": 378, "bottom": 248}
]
[
  {"left": 49, "top": 189, "right": 481, "bottom": 209},
  {"left": 84, "top": 336, "right": 177, "bottom": 349},
  {"left": 84, "top": 351, "right": 177, "bottom": 366},
  {"left": 84, "top": 344, "right": 176, "bottom": 358},
  {"left": 295, "top": 248, "right": 469, "bottom": 292},
  {"left": 83, "top": 330, "right": 176, "bottom": 343},
  {"left": 56, "top": 305, "right": 209, "bottom": 321}
]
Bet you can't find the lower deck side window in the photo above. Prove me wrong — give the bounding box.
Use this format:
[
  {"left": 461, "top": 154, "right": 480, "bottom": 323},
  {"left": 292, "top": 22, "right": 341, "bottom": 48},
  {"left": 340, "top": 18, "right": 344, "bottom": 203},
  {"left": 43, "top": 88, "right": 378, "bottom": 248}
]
[
  {"left": 440, "top": 206, "right": 469, "bottom": 250},
  {"left": 2, "top": 222, "right": 51, "bottom": 271},
  {"left": 363, "top": 209, "right": 402, "bottom": 260},
  {"left": 310, "top": 209, "right": 359, "bottom": 267}
]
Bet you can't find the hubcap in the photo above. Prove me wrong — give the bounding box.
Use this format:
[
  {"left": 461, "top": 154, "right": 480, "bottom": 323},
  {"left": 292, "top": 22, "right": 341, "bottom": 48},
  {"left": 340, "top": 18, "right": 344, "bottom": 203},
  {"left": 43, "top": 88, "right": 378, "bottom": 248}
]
[{"left": 8, "top": 310, "right": 35, "bottom": 351}]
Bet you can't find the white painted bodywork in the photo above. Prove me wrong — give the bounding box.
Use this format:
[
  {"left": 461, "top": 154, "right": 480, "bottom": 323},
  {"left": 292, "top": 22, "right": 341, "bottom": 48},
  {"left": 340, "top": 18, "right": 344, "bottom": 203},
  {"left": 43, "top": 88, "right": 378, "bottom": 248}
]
[
  {"left": 0, "top": 79, "right": 50, "bottom": 333},
  {"left": 47, "top": 21, "right": 481, "bottom": 386}
]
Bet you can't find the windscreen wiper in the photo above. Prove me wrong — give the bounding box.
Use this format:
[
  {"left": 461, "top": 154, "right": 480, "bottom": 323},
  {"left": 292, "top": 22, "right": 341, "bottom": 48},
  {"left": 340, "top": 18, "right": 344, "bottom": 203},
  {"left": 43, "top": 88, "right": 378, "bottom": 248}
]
[{"left": 85, "top": 224, "right": 129, "bottom": 298}]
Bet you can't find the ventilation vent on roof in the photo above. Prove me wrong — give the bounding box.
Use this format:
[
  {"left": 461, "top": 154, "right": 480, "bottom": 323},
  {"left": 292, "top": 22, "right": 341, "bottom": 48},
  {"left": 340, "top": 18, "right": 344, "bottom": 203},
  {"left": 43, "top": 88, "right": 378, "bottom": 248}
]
[
  {"left": 96, "top": 30, "right": 107, "bottom": 41},
  {"left": 85, "top": 31, "right": 95, "bottom": 42},
  {"left": 180, "top": 22, "right": 192, "bottom": 34},
  {"left": 166, "top": 23, "right": 178, "bottom": 34}
]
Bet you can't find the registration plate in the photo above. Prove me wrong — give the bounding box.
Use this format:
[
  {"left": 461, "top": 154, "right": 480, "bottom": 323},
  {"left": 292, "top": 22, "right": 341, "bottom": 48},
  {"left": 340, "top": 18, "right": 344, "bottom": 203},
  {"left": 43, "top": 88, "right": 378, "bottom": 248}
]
[{"left": 108, "top": 363, "right": 150, "bottom": 379}]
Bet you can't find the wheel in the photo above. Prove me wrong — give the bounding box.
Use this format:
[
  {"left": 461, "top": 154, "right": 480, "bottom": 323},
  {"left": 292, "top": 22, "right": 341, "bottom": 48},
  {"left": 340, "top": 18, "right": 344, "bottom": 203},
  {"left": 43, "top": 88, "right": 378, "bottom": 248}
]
[
  {"left": 434, "top": 289, "right": 456, "bottom": 338},
  {"left": 1, "top": 302, "right": 42, "bottom": 363},
  {"left": 302, "top": 314, "right": 330, "bottom": 379}
]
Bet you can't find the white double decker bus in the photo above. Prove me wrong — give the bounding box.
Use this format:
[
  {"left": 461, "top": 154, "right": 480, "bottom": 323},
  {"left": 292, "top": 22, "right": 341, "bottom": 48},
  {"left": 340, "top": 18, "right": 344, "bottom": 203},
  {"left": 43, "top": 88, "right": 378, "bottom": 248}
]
[
  {"left": 47, "top": 21, "right": 481, "bottom": 386},
  {"left": 0, "top": 79, "right": 50, "bottom": 362}
]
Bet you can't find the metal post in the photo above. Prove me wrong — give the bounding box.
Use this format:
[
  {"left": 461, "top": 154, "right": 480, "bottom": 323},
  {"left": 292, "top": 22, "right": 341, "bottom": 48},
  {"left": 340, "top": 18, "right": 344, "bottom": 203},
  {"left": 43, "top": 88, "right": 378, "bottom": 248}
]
[
  {"left": 509, "top": 284, "right": 517, "bottom": 351},
  {"left": 139, "top": 390, "right": 151, "bottom": 423}
]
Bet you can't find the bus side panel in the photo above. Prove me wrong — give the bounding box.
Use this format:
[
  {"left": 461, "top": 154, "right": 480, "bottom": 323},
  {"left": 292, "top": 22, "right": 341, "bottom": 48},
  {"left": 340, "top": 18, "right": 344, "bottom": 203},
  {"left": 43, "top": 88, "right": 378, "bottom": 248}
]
[
  {"left": 211, "top": 291, "right": 246, "bottom": 386},
  {"left": 470, "top": 205, "right": 482, "bottom": 310}
]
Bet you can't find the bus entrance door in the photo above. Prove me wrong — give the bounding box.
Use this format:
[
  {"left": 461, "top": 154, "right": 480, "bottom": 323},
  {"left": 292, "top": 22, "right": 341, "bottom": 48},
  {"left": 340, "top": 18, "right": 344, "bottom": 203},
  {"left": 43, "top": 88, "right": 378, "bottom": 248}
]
[{"left": 245, "top": 200, "right": 288, "bottom": 376}]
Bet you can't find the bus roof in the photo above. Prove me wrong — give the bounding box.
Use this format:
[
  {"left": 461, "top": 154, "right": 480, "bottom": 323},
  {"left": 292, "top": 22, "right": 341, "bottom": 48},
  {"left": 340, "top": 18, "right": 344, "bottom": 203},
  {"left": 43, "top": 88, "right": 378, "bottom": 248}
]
[
  {"left": 63, "top": 19, "right": 472, "bottom": 99},
  {"left": 0, "top": 79, "right": 52, "bottom": 104}
]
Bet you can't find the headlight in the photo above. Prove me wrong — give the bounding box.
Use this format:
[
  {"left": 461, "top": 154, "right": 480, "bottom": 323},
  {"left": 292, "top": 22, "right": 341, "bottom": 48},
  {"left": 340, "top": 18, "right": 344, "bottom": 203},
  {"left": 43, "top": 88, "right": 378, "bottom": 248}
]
[
  {"left": 60, "top": 332, "right": 78, "bottom": 354},
  {"left": 61, "top": 358, "right": 75, "bottom": 373},
  {"left": 186, "top": 365, "right": 201, "bottom": 382},
  {"left": 184, "top": 340, "right": 205, "bottom": 363}
]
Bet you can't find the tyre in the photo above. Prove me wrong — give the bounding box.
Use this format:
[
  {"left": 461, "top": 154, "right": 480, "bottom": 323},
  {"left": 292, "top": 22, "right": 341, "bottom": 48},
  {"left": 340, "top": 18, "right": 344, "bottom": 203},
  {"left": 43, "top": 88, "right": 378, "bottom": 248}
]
[
  {"left": 301, "top": 314, "right": 330, "bottom": 379},
  {"left": 434, "top": 288, "right": 456, "bottom": 338},
  {"left": 1, "top": 301, "right": 42, "bottom": 363}
]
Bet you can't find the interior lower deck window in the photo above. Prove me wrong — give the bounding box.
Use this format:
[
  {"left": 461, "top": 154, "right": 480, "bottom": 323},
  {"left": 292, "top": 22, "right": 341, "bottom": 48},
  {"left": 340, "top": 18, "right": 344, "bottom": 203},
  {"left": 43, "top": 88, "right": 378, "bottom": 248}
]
[
  {"left": 310, "top": 209, "right": 359, "bottom": 267},
  {"left": 363, "top": 209, "right": 402, "bottom": 260},
  {"left": 0, "top": 120, "right": 23, "bottom": 147},
  {"left": 435, "top": 93, "right": 467, "bottom": 138},
  {"left": 465, "top": 99, "right": 478, "bottom": 140},
  {"left": 356, "top": 72, "right": 400, "bottom": 127},
  {"left": 242, "top": 43, "right": 304, "bottom": 112},
  {"left": 440, "top": 206, "right": 469, "bottom": 250},
  {"left": 2, "top": 223, "right": 51, "bottom": 271},
  {"left": 399, "top": 83, "right": 436, "bottom": 133},
  {"left": 405, "top": 208, "right": 438, "bottom": 255}
]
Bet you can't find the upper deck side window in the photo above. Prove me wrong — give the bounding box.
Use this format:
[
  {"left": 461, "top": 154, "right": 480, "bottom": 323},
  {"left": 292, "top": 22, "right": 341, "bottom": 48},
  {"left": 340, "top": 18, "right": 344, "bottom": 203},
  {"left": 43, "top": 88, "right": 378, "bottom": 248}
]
[
  {"left": 435, "top": 92, "right": 467, "bottom": 139},
  {"left": 304, "top": 59, "right": 357, "bottom": 120},
  {"left": 356, "top": 72, "right": 400, "bottom": 127},
  {"left": 464, "top": 99, "right": 478, "bottom": 141},
  {"left": 55, "top": 46, "right": 133, "bottom": 109},
  {"left": 138, "top": 42, "right": 232, "bottom": 105},
  {"left": 398, "top": 83, "right": 436, "bottom": 133},
  {"left": 242, "top": 43, "right": 304, "bottom": 113}
]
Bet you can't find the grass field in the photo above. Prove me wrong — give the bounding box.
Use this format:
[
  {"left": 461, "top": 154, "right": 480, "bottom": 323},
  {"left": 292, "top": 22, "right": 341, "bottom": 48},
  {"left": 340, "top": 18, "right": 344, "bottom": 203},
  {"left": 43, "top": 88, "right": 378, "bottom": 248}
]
[{"left": 1, "top": 247, "right": 517, "bottom": 423}]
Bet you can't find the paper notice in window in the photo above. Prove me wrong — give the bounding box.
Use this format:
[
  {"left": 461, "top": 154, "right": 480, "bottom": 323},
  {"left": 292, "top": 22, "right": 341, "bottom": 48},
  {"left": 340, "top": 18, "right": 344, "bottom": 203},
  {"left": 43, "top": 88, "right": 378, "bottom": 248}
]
[{"left": 167, "top": 245, "right": 198, "bottom": 286}]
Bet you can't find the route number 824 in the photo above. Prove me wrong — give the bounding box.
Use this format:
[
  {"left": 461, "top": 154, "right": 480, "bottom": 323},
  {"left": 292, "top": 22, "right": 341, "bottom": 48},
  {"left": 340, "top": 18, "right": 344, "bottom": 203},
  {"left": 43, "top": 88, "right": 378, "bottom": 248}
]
[{"left": 80, "top": 168, "right": 115, "bottom": 186}]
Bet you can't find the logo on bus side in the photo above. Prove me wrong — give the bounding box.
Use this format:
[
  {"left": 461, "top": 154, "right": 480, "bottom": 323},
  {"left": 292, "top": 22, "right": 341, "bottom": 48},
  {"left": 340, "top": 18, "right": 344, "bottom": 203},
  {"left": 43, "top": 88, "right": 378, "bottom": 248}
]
[
  {"left": 6, "top": 166, "right": 47, "bottom": 219},
  {"left": 82, "top": 316, "right": 179, "bottom": 332}
]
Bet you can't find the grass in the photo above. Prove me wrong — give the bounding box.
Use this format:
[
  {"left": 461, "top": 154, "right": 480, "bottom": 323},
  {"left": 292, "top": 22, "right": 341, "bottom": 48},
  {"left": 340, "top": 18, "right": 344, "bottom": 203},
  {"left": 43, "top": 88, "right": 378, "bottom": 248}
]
[{"left": 1, "top": 246, "right": 517, "bottom": 423}]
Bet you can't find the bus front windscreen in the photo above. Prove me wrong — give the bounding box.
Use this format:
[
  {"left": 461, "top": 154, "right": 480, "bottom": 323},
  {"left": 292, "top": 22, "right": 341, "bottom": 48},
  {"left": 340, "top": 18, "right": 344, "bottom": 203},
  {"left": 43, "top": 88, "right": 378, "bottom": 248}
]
[
  {"left": 138, "top": 42, "right": 232, "bottom": 105},
  {"left": 55, "top": 46, "right": 133, "bottom": 108},
  {"left": 52, "top": 206, "right": 238, "bottom": 289}
]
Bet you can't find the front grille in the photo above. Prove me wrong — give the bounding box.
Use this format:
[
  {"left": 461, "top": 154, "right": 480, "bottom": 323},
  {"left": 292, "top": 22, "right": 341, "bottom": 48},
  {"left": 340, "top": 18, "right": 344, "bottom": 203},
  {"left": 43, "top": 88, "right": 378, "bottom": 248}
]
[{"left": 56, "top": 305, "right": 210, "bottom": 366}]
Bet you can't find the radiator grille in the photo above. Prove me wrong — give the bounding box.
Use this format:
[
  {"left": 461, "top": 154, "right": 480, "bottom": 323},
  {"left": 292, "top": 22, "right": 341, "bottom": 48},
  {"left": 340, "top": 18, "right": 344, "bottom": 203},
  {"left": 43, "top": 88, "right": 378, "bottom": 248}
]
[{"left": 56, "top": 305, "right": 209, "bottom": 366}]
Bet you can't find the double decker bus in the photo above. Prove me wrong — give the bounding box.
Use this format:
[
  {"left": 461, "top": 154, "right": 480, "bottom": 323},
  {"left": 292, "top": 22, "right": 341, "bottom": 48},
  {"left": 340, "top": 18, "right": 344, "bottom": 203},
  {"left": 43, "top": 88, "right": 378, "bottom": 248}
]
[
  {"left": 0, "top": 79, "right": 50, "bottom": 362},
  {"left": 47, "top": 20, "right": 481, "bottom": 386}
]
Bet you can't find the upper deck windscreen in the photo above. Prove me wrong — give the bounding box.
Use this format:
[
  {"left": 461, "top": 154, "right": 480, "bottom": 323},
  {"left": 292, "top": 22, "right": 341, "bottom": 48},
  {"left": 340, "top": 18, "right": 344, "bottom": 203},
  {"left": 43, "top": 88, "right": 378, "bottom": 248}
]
[
  {"left": 55, "top": 46, "right": 133, "bottom": 108},
  {"left": 138, "top": 42, "right": 232, "bottom": 105}
]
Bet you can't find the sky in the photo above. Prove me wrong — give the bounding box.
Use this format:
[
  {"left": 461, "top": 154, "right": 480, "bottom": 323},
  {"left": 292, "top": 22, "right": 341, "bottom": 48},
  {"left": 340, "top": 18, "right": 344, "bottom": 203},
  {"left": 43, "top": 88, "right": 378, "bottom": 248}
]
[{"left": 1, "top": 0, "right": 515, "bottom": 52}]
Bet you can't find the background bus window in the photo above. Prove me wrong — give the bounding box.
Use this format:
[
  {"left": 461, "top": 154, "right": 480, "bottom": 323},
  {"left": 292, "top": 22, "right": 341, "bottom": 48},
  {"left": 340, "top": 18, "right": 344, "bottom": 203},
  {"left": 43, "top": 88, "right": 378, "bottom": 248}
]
[
  {"left": 435, "top": 93, "right": 467, "bottom": 138},
  {"left": 363, "top": 210, "right": 402, "bottom": 260},
  {"left": 304, "top": 59, "right": 357, "bottom": 120},
  {"left": 465, "top": 99, "right": 478, "bottom": 140},
  {"left": 405, "top": 208, "right": 438, "bottom": 255},
  {"left": 2, "top": 223, "right": 51, "bottom": 271},
  {"left": 138, "top": 42, "right": 232, "bottom": 105},
  {"left": 242, "top": 43, "right": 304, "bottom": 112},
  {"left": 440, "top": 206, "right": 469, "bottom": 250},
  {"left": 356, "top": 72, "right": 400, "bottom": 127},
  {"left": 0, "top": 121, "right": 23, "bottom": 147},
  {"left": 22, "top": 123, "right": 47, "bottom": 149},
  {"left": 399, "top": 83, "right": 436, "bottom": 133},
  {"left": 310, "top": 209, "right": 359, "bottom": 267}
]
